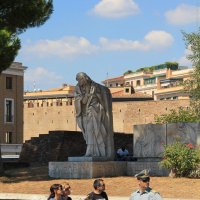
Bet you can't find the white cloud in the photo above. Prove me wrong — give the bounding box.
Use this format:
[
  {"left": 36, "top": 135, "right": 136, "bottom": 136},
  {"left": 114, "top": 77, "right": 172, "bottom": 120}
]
[
  {"left": 99, "top": 30, "right": 174, "bottom": 51},
  {"left": 23, "top": 36, "right": 98, "bottom": 58},
  {"left": 165, "top": 4, "right": 200, "bottom": 25},
  {"left": 24, "top": 67, "right": 64, "bottom": 90},
  {"left": 99, "top": 37, "right": 148, "bottom": 51},
  {"left": 21, "top": 30, "right": 174, "bottom": 59},
  {"left": 144, "top": 31, "right": 174, "bottom": 50},
  {"left": 91, "top": 0, "right": 139, "bottom": 18},
  {"left": 178, "top": 48, "right": 193, "bottom": 66}
]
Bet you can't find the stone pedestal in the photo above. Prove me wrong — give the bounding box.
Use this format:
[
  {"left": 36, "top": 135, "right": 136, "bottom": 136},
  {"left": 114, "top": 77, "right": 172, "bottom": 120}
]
[
  {"left": 49, "top": 161, "right": 127, "bottom": 179},
  {"left": 68, "top": 156, "right": 112, "bottom": 162}
]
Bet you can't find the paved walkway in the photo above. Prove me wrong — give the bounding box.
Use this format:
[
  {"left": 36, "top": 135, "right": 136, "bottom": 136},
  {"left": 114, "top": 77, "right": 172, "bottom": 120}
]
[{"left": 0, "top": 193, "right": 199, "bottom": 200}]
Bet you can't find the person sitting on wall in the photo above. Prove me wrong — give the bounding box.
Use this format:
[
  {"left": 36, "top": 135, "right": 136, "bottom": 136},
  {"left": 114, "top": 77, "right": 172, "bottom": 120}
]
[{"left": 116, "top": 146, "right": 129, "bottom": 161}]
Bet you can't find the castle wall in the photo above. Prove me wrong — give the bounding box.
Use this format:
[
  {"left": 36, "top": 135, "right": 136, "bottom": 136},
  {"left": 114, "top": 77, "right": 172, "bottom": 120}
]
[{"left": 23, "top": 99, "right": 190, "bottom": 141}]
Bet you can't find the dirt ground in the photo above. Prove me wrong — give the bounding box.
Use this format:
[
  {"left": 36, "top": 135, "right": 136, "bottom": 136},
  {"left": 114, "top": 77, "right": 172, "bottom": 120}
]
[{"left": 0, "top": 165, "right": 200, "bottom": 199}]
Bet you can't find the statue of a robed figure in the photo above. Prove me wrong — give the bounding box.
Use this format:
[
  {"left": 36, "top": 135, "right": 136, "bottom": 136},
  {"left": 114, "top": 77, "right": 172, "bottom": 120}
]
[{"left": 74, "top": 72, "right": 114, "bottom": 159}]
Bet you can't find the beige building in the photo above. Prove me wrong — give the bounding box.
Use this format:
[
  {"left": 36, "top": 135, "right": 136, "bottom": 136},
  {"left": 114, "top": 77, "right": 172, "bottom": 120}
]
[
  {"left": 0, "top": 62, "right": 27, "bottom": 144},
  {"left": 102, "top": 75, "right": 124, "bottom": 87},
  {"left": 103, "top": 65, "right": 194, "bottom": 100},
  {"left": 155, "top": 68, "right": 193, "bottom": 100}
]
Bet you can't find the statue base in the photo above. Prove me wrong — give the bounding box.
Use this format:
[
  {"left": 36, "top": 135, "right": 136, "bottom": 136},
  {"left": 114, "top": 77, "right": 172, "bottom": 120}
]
[
  {"left": 49, "top": 161, "right": 126, "bottom": 179},
  {"left": 68, "top": 156, "right": 113, "bottom": 162}
]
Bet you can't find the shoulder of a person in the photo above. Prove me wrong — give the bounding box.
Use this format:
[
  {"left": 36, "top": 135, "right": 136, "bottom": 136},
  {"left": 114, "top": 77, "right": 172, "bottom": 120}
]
[
  {"left": 117, "top": 148, "right": 122, "bottom": 152},
  {"left": 131, "top": 189, "right": 140, "bottom": 195},
  {"left": 87, "top": 191, "right": 94, "bottom": 198},
  {"left": 102, "top": 191, "right": 108, "bottom": 195},
  {"left": 149, "top": 188, "right": 160, "bottom": 195},
  {"left": 84, "top": 192, "right": 92, "bottom": 200}
]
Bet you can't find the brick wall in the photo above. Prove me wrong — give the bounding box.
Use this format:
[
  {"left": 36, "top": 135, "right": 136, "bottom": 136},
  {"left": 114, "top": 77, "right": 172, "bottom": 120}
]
[{"left": 24, "top": 99, "right": 190, "bottom": 141}]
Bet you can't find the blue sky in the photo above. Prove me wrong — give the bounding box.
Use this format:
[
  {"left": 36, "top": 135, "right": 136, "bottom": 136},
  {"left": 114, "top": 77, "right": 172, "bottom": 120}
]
[{"left": 15, "top": 0, "right": 200, "bottom": 91}]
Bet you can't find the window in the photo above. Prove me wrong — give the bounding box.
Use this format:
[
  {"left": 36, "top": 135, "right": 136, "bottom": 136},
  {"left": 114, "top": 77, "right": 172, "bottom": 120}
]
[
  {"left": 136, "top": 80, "right": 141, "bottom": 86},
  {"left": 125, "top": 88, "right": 129, "bottom": 93},
  {"left": 6, "top": 132, "right": 12, "bottom": 143},
  {"left": 4, "top": 98, "right": 14, "bottom": 123},
  {"left": 6, "top": 77, "right": 12, "bottom": 89}
]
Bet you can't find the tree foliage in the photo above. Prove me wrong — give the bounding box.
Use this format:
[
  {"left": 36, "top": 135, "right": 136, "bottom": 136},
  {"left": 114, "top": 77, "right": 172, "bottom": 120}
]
[
  {"left": 154, "top": 107, "right": 200, "bottom": 124},
  {"left": 183, "top": 29, "right": 200, "bottom": 117},
  {"left": 0, "top": 30, "right": 20, "bottom": 72},
  {"left": 0, "top": 0, "right": 53, "bottom": 72},
  {"left": 123, "top": 70, "right": 133, "bottom": 75},
  {"left": 165, "top": 62, "right": 178, "bottom": 70}
]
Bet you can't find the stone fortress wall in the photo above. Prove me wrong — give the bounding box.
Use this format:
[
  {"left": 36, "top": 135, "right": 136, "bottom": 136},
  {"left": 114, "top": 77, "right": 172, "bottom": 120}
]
[{"left": 24, "top": 98, "right": 190, "bottom": 142}]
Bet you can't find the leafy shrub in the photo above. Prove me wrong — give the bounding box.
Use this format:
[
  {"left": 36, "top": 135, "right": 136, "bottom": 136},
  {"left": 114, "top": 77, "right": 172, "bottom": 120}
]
[
  {"left": 154, "top": 107, "right": 200, "bottom": 124},
  {"left": 160, "top": 141, "right": 200, "bottom": 177}
]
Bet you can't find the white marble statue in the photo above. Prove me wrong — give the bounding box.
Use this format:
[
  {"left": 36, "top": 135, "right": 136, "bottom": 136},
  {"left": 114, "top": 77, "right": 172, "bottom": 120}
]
[{"left": 74, "top": 72, "right": 114, "bottom": 159}]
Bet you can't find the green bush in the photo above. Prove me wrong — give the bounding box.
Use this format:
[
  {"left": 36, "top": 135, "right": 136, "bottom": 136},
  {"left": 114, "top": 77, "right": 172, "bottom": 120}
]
[
  {"left": 160, "top": 141, "right": 200, "bottom": 177},
  {"left": 154, "top": 107, "right": 200, "bottom": 124}
]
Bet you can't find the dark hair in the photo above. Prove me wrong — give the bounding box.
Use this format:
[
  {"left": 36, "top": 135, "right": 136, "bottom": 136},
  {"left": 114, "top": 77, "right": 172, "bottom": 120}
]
[
  {"left": 47, "top": 184, "right": 62, "bottom": 200},
  {"left": 93, "top": 178, "right": 104, "bottom": 189}
]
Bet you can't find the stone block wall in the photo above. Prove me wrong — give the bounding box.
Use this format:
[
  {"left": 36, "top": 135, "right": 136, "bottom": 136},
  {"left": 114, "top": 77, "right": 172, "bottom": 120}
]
[
  {"left": 19, "top": 131, "right": 133, "bottom": 164},
  {"left": 133, "top": 123, "right": 200, "bottom": 158}
]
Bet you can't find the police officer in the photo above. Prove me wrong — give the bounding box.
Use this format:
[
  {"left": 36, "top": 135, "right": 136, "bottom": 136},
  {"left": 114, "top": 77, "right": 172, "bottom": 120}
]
[{"left": 129, "top": 169, "right": 163, "bottom": 200}]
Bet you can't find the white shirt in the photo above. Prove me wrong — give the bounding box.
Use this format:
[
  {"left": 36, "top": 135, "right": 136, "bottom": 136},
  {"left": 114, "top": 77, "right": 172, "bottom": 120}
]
[{"left": 117, "top": 148, "right": 129, "bottom": 156}]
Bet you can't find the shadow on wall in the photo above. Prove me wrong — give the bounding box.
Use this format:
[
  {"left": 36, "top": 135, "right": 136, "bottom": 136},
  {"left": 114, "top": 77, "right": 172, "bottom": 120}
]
[{"left": 19, "top": 131, "right": 133, "bottom": 164}]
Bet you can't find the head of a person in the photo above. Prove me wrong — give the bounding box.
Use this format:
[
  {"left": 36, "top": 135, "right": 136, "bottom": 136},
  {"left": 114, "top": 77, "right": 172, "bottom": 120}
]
[
  {"left": 135, "top": 169, "right": 150, "bottom": 191},
  {"left": 49, "top": 184, "right": 63, "bottom": 198},
  {"left": 121, "top": 146, "right": 126, "bottom": 151},
  {"left": 93, "top": 178, "right": 105, "bottom": 193},
  {"left": 62, "top": 182, "right": 71, "bottom": 197},
  {"left": 76, "top": 72, "right": 92, "bottom": 87}
]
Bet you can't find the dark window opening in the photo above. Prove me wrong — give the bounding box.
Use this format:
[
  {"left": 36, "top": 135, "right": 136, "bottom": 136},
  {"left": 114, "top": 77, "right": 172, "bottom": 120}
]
[{"left": 6, "top": 77, "right": 12, "bottom": 89}]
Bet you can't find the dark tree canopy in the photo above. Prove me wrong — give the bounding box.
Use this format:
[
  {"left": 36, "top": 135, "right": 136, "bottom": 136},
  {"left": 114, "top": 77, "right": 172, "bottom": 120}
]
[
  {"left": 0, "top": 30, "right": 20, "bottom": 72},
  {"left": 0, "top": 0, "right": 53, "bottom": 72},
  {"left": 0, "top": 0, "right": 53, "bottom": 33}
]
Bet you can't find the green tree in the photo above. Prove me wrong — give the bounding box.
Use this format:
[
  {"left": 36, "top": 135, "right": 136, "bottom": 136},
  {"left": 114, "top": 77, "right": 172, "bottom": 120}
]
[
  {"left": 123, "top": 70, "right": 133, "bottom": 75},
  {"left": 0, "top": 30, "right": 20, "bottom": 72},
  {"left": 0, "top": 0, "right": 53, "bottom": 72},
  {"left": 154, "top": 107, "right": 200, "bottom": 124},
  {"left": 183, "top": 29, "right": 200, "bottom": 117},
  {"left": 165, "top": 62, "right": 178, "bottom": 70}
]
